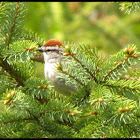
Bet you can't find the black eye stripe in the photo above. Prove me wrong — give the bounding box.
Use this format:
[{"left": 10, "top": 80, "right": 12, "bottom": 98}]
[
  {"left": 36, "top": 46, "right": 65, "bottom": 52},
  {"left": 46, "top": 49, "right": 60, "bottom": 52},
  {"left": 45, "top": 48, "right": 65, "bottom": 52}
]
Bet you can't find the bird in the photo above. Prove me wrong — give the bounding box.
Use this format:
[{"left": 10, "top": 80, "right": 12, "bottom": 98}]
[{"left": 36, "top": 39, "right": 75, "bottom": 96}]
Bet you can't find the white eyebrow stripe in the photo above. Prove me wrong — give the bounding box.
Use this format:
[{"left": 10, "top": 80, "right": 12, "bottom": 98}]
[
  {"left": 42, "top": 46, "right": 64, "bottom": 52},
  {"left": 45, "top": 46, "right": 59, "bottom": 50}
]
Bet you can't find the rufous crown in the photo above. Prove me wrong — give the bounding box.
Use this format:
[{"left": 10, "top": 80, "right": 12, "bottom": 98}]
[{"left": 44, "top": 39, "right": 63, "bottom": 47}]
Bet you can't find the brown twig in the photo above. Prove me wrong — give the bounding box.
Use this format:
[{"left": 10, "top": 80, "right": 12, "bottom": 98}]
[{"left": 30, "top": 53, "right": 44, "bottom": 63}]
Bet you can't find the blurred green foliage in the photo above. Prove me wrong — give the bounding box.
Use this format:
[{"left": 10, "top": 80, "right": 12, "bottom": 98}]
[
  {"left": 24, "top": 2, "right": 140, "bottom": 78},
  {"left": 24, "top": 2, "right": 140, "bottom": 55}
]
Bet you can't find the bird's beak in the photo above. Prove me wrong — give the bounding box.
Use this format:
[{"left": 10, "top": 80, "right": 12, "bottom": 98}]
[{"left": 36, "top": 47, "right": 43, "bottom": 52}]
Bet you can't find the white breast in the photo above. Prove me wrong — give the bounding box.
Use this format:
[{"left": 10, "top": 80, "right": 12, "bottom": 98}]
[
  {"left": 43, "top": 52, "right": 75, "bottom": 96},
  {"left": 44, "top": 61, "right": 58, "bottom": 82}
]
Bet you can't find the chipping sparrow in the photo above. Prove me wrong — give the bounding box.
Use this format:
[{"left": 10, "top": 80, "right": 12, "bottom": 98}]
[{"left": 37, "top": 39, "right": 75, "bottom": 96}]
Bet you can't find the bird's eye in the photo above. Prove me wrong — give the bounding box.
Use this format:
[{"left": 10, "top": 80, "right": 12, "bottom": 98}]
[
  {"left": 47, "top": 50, "right": 51, "bottom": 52},
  {"left": 46, "top": 49, "right": 59, "bottom": 54}
]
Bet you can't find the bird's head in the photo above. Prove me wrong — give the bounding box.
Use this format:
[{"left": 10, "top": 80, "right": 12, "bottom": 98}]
[{"left": 36, "top": 39, "right": 64, "bottom": 62}]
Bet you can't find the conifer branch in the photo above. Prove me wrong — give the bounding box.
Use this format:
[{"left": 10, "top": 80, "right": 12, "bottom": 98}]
[
  {"left": 0, "top": 2, "right": 4, "bottom": 8},
  {"left": 103, "top": 55, "right": 132, "bottom": 81},
  {"left": 104, "top": 79, "right": 140, "bottom": 91},
  {"left": 73, "top": 91, "right": 90, "bottom": 108},
  {"left": 70, "top": 53, "right": 99, "bottom": 84},
  {"left": 65, "top": 71, "right": 85, "bottom": 86},
  {"left": 7, "top": 2, "right": 20, "bottom": 48},
  {"left": 105, "top": 83, "right": 140, "bottom": 91},
  {"left": 57, "top": 65, "right": 85, "bottom": 86},
  {"left": 105, "top": 84, "right": 140, "bottom": 91},
  {"left": 0, "top": 117, "right": 34, "bottom": 124},
  {"left": 0, "top": 109, "right": 46, "bottom": 125},
  {"left": 0, "top": 58, "right": 25, "bottom": 87},
  {"left": 21, "top": 29, "right": 45, "bottom": 48},
  {"left": 0, "top": 109, "right": 74, "bottom": 127}
]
